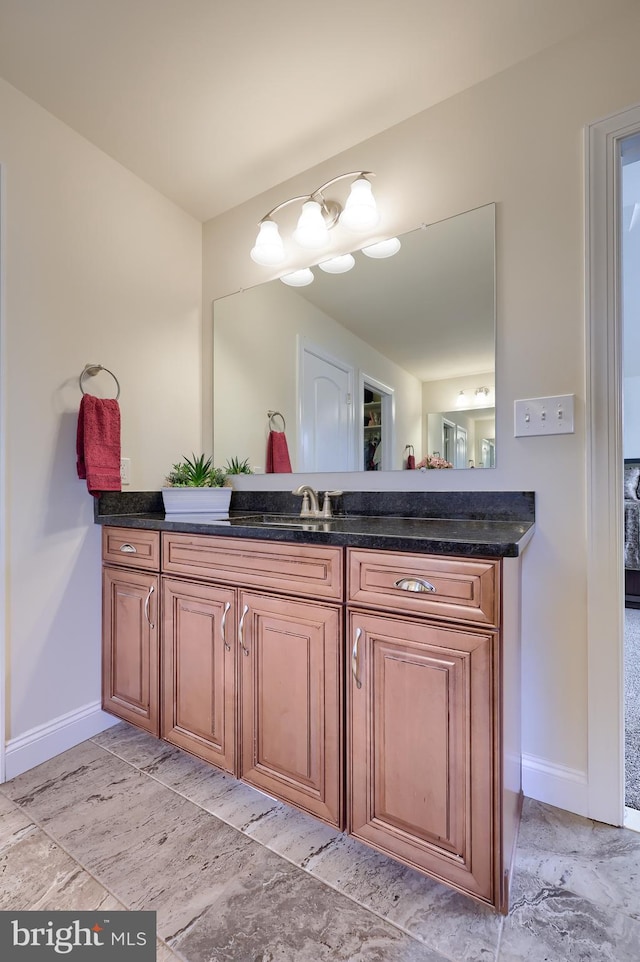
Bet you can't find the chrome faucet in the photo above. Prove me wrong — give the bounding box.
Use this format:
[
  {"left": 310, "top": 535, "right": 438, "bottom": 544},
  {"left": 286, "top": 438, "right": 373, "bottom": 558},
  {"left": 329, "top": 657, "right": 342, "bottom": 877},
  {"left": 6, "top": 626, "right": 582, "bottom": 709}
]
[
  {"left": 292, "top": 485, "right": 343, "bottom": 519},
  {"left": 292, "top": 484, "right": 320, "bottom": 518}
]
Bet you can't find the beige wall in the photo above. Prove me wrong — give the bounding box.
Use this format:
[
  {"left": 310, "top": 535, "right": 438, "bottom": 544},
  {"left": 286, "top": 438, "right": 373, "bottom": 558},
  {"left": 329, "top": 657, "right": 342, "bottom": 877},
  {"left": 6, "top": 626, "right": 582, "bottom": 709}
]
[
  {"left": 202, "top": 6, "right": 640, "bottom": 812},
  {"left": 0, "top": 78, "right": 202, "bottom": 745}
]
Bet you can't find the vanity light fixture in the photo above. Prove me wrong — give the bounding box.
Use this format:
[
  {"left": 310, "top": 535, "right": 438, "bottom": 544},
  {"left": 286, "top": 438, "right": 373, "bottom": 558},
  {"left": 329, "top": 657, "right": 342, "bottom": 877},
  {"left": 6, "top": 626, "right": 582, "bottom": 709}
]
[
  {"left": 475, "top": 386, "right": 491, "bottom": 404},
  {"left": 250, "top": 171, "right": 380, "bottom": 266},
  {"left": 456, "top": 391, "right": 467, "bottom": 407}
]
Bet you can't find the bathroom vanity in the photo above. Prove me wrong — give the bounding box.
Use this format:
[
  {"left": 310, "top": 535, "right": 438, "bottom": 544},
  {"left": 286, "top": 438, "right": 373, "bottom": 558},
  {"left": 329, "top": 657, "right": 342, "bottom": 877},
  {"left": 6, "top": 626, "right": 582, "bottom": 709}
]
[{"left": 96, "top": 490, "right": 534, "bottom": 914}]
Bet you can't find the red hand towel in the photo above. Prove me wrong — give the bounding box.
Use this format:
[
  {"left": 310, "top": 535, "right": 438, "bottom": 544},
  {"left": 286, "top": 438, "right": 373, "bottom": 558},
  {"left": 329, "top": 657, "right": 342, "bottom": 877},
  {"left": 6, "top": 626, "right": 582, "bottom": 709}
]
[
  {"left": 266, "top": 430, "right": 292, "bottom": 473},
  {"left": 406, "top": 454, "right": 416, "bottom": 470},
  {"left": 76, "top": 394, "right": 122, "bottom": 496}
]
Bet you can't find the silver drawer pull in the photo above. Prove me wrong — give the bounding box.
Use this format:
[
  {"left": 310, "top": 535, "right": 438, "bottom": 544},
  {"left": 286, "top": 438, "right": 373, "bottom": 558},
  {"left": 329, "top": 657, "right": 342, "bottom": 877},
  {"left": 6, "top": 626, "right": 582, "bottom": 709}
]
[
  {"left": 221, "top": 601, "right": 231, "bottom": 651},
  {"left": 144, "top": 585, "right": 155, "bottom": 629},
  {"left": 239, "top": 604, "right": 250, "bottom": 656},
  {"left": 394, "top": 577, "right": 436, "bottom": 593},
  {"left": 119, "top": 543, "right": 137, "bottom": 553},
  {"left": 352, "top": 627, "right": 362, "bottom": 690}
]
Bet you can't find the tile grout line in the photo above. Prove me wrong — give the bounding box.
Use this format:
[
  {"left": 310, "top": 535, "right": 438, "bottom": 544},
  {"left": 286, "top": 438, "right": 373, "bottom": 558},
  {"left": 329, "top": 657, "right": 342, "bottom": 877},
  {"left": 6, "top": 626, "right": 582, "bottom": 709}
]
[
  {"left": 88, "top": 737, "right": 472, "bottom": 962},
  {"left": 0, "top": 783, "right": 186, "bottom": 962},
  {"left": 494, "top": 914, "right": 505, "bottom": 962}
]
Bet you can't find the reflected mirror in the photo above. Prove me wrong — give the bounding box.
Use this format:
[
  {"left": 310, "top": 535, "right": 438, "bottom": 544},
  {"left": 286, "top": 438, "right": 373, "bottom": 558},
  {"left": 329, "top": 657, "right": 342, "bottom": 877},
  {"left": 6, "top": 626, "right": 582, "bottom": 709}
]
[{"left": 213, "top": 203, "right": 495, "bottom": 472}]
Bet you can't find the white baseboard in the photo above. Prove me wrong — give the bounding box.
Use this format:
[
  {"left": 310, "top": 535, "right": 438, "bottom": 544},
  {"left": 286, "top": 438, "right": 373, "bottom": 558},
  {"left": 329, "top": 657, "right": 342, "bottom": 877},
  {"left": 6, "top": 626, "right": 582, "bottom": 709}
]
[
  {"left": 522, "top": 752, "right": 589, "bottom": 817},
  {"left": 3, "top": 708, "right": 594, "bottom": 819},
  {"left": 4, "top": 701, "right": 119, "bottom": 781}
]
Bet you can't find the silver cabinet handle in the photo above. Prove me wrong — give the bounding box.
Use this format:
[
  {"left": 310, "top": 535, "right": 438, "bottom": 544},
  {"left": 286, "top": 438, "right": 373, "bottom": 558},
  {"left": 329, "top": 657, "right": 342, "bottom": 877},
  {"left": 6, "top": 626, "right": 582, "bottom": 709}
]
[
  {"left": 239, "top": 604, "right": 250, "bottom": 656},
  {"left": 120, "top": 543, "right": 137, "bottom": 553},
  {"left": 394, "top": 577, "right": 436, "bottom": 593},
  {"left": 352, "top": 627, "right": 362, "bottom": 690},
  {"left": 144, "top": 584, "right": 155, "bottom": 629},
  {"left": 221, "top": 601, "right": 231, "bottom": 651}
]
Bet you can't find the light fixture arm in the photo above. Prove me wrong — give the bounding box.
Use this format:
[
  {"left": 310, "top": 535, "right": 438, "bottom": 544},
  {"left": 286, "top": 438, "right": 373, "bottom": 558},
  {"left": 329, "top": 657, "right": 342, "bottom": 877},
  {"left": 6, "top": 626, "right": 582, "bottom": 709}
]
[
  {"left": 258, "top": 171, "right": 374, "bottom": 226},
  {"left": 310, "top": 169, "right": 374, "bottom": 198},
  {"left": 250, "top": 169, "right": 383, "bottom": 270},
  {"left": 260, "top": 194, "right": 315, "bottom": 223}
]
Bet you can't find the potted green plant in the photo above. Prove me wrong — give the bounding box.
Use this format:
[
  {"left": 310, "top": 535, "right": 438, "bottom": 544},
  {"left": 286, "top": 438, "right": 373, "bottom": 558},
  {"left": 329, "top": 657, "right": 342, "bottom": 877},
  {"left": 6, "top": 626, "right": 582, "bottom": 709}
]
[{"left": 162, "top": 453, "right": 232, "bottom": 515}]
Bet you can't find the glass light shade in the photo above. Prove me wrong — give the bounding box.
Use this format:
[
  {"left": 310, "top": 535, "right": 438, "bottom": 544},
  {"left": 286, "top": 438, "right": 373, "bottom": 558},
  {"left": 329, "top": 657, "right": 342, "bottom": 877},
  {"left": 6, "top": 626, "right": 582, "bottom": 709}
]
[
  {"left": 318, "top": 253, "right": 355, "bottom": 274},
  {"left": 250, "top": 219, "right": 286, "bottom": 266},
  {"left": 293, "top": 200, "right": 331, "bottom": 250},
  {"left": 280, "top": 268, "right": 314, "bottom": 287},
  {"left": 455, "top": 391, "right": 467, "bottom": 407},
  {"left": 475, "top": 388, "right": 491, "bottom": 405},
  {"left": 339, "top": 177, "right": 380, "bottom": 232},
  {"left": 361, "top": 237, "right": 401, "bottom": 259}
]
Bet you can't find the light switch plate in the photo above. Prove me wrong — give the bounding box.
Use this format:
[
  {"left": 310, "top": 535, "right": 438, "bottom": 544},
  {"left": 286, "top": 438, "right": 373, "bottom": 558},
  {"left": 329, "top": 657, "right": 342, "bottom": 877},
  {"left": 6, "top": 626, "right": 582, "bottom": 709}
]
[{"left": 514, "top": 395, "right": 575, "bottom": 437}]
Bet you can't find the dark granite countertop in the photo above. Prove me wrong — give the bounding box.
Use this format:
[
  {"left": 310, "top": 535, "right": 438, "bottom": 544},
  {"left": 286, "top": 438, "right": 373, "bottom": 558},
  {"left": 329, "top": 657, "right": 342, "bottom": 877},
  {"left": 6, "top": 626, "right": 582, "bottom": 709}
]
[{"left": 95, "top": 491, "right": 535, "bottom": 558}]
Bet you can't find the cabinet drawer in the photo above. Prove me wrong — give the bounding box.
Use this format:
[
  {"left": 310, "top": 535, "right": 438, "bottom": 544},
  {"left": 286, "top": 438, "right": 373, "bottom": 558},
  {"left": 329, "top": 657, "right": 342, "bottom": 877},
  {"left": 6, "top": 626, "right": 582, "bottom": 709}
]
[
  {"left": 102, "top": 526, "right": 160, "bottom": 571},
  {"left": 348, "top": 548, "right": 499, "bottom": 626},
  {"left": 162, "top": 533, "right": 343, "bottom": 601}
]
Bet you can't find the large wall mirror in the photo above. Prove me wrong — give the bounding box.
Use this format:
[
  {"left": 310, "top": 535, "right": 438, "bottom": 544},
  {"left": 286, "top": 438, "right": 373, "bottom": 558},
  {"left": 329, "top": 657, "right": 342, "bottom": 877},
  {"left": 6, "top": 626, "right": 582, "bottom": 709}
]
[{"left": 213, "top": 202, "right": 495, "bottom": 473}]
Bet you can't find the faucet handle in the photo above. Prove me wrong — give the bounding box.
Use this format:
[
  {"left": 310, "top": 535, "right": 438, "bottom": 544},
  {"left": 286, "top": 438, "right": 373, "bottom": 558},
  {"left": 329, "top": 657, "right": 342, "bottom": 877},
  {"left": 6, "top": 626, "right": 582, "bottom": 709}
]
[
  {"left": 321, "top": 490, "right": 343, "bottom": 519},
  {"left": 292, "top": 487, "right": 314, "bottom": 517}
]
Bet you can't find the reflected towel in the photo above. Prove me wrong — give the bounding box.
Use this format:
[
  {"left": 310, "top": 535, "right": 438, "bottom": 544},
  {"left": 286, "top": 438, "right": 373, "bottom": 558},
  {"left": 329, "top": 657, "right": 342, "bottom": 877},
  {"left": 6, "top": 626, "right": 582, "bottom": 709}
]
[
  {"left": 76, "top": 394, "right": 122, "bottom": 496},
  {"left": 406, "top": 454, "right": 416, "bottom": 470},
  {"left": 266, "top": 430, "right": 292, "bottom": 473}
]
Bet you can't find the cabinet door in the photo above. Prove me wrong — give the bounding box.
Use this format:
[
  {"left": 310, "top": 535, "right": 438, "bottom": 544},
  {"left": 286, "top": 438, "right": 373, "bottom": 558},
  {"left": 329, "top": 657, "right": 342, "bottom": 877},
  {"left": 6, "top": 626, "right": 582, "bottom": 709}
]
[
  {"left": 162, "top": 578, "right": 236, "bottom": 774},
  {"left": 348, "top": 608, "right": 496, "bottom": 905},
  {"left": 239, "top": 592, "right": 343, "bottom": 827},
  {"left": 102, "top": 566, "right": 159, "bottom": 734}
]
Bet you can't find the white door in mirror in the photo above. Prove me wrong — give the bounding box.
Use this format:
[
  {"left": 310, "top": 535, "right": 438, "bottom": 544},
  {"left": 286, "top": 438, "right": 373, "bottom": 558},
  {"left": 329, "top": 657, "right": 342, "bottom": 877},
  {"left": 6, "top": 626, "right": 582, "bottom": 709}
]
[{"left": 514, "top": 395, "right": 575, "bottom": 437}]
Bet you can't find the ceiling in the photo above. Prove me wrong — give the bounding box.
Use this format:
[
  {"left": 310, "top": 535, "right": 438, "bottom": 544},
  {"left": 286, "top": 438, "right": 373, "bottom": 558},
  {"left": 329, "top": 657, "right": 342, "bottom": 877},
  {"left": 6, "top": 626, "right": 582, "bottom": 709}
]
[{"left": 0, "top": 0, "right": 632, "bottom": 222}]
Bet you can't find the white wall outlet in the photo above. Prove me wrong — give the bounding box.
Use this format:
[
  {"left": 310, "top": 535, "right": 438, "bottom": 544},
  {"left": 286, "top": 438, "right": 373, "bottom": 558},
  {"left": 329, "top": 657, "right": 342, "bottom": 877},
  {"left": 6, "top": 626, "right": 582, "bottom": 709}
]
[
  {"left": 514, "top": 395, "right": 575, "bottom": 437},
  {"left": 120, "top": 457, "right": 131, "bottom": 485}
]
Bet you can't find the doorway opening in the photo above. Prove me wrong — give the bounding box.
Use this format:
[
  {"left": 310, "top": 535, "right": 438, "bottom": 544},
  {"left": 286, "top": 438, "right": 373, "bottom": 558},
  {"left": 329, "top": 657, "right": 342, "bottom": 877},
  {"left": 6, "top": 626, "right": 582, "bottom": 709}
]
[
  {"left": 0, "top": 165, "right": 5, "bottom": 782},
  {"left": 586, "top": 103, "right": 640, "bottom": 828},
  {"left": 621, "top": 132, "right": 640, "bottom": 817},
  {"left": 360, "top": 376, "right": 394, "bottom": 471}
]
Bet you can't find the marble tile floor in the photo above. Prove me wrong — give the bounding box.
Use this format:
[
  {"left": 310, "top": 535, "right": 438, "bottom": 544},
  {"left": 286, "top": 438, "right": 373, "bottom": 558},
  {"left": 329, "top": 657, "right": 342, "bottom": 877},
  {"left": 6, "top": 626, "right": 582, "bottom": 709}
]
[{"left": 1, "top": 724, "right": 640, "bottom": 962}]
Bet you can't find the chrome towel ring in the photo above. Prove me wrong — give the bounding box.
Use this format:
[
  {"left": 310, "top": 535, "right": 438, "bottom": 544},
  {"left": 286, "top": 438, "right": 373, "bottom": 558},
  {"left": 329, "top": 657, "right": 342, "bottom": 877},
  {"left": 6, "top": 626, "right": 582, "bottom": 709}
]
[
  {"left": 79, "top": 363, "right": 121, "bottom": 400},
  {"left": 267, "top": 410, "right": 286, "bottom": 431}
]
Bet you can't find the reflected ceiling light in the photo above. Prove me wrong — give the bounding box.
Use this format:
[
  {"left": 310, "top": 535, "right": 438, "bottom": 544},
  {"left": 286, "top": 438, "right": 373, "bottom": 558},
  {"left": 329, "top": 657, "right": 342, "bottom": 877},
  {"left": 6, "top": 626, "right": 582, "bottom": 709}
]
[
  {"left": 318, "top": 253, "right": 356, "bottom": 274},
  {"left": 475, "top": 386, "right": 491, "bottom": 404},
  {"left": 456, "top": 391, "right": 467, "bottom": 407},
  {"left": 280, "top": 268, "right": 314, "bottom": 287},
  {"left": 361, "top": 237, "right": 401, "bottom": 259},
  {"left": 251, "top": 171, "right": 380, "bottom": 265}
]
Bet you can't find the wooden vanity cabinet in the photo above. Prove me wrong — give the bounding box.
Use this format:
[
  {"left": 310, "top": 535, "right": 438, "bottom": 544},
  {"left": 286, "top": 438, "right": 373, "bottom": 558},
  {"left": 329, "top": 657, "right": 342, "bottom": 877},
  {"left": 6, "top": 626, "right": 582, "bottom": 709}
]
[
  {"left": 101, "top": 526, "right": 522, "bottom": 911},
  {"left": 238, "top": 590, "right": 343, "bottom": 827},
  {"left": 161, "top": 533, "right": 344, "bottom": 827},
  {"left": 102, "top": 528, "right": 160, "bottom": 735},
  {"left": 161, "top": 578, "right": 237, "bottom": 773},
  {"left": 347, "top": 609, "right": 496, "bottom": 904},
  {"left": 346, "top": 547, "right": 520, "bottom": 914}
]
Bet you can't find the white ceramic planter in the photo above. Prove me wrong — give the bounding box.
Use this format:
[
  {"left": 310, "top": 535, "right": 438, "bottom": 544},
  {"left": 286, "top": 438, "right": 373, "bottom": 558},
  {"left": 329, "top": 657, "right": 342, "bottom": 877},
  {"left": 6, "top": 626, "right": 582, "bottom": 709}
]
[{"left": 162, "top": 486, "right": 232, "bottom": 516}]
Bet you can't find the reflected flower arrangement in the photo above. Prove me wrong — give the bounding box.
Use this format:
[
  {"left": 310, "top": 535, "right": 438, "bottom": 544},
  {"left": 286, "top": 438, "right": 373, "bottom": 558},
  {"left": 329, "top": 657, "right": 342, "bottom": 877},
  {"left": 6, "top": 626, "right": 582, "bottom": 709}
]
[{"left": 417, "top": 455, "right": 454, "bottom": 470}]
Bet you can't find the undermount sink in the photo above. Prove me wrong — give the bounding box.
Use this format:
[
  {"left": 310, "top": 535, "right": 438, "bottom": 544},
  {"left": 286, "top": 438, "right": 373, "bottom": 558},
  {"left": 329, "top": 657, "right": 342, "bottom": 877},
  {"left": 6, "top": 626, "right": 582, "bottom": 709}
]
[{"left": 234, "top": 514, "right": 334, "bottom": 530}]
